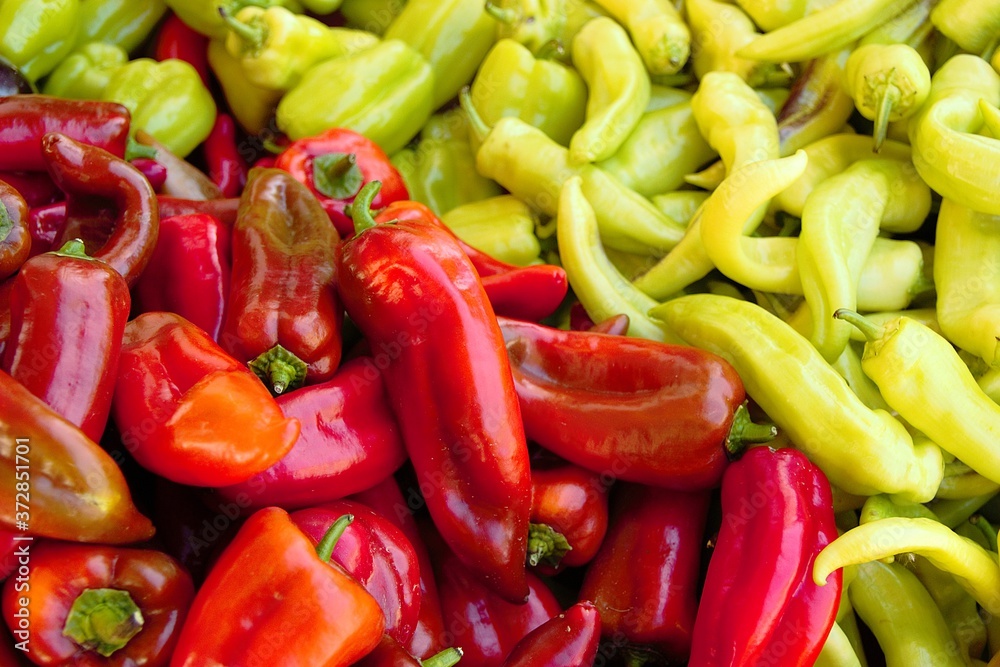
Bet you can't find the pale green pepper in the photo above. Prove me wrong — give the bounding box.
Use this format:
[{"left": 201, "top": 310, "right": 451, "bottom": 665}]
[
  {"left": 442, "top": 195, "right": 541, "bottom": 266},
  {"left": 0, "top": 0, "right": 79, "bottom": 81},
  {"left": 42, "top": 41, "right": 129, "bottom": 100},
  {"left": 78, "top": 0, "right": 168, "bottom": 53}
]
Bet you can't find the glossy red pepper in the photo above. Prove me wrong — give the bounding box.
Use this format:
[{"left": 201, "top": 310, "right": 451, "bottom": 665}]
[
  {"left": 43, "top": 132, "right": 159, "bottom": 287},
  {"left": 274, "top": 127, "right": 408, "bottom": 238},
  {"left": 0, "top": 179, "right": 30, "bottom": 280},
  {"left": 0, "top": 368, "right": 154, "bottom": 543},
  {"left": 338, "top": 182, "right": 531, "bottom": 602},
  {"left": 292, "top": 500, "right": 421, "bottom": 644},
  {"left": 569, "top": 304, "right": 631, "bottom": 336},
  {"left": 0, "top": 277, "right": 11, "bottom": 359},
  {"left": 1, "top": 542, "right": 195, "bottom": 666},
  {"left": 688, "top": 446, "right": 842, "bottom": 666},
  {"left": 157, "top": 196, "right": 240, "bottom": 225},
  {"left": 2, "top": 240, "right": 129, "bottom": 442},
  {"left": 0, "top": 171, "right": 61, "bottom": 208},
  {"left": 111, "top": 311, "right": 300, "bottom": 487},
  {"left": 498, "top": 317, "right": 774, "bottom": 489},
  {"left": 220, "top": 167, "right": 344, "bottom": 394},
  {"left": 579, "top": 484, "right": 710, "bottom": 663},
  {"left": 0, "top": 96, "right": 130, "bottom": 172},
  {"left": 130, "top": 157, "right": 169, "bottom": 193},
  {"left": 133, "top": 213, "right": 231, "bottom": 342},
  {"left": 0, "top": 529, "right": 18, "bottom": 582},
  {"left": 216, "top": 356, "right": 407, "bottom": 510},
  {"left": 354, "top": 635, "right": 462, "bottom": 667},
  {"left": 153, "top": 13, "right": 211, "bottom": 87},
  {"left": 501, "top": 601, "right": 601, "bottom": 667},
  {"left": 202, "top": 114, "right": 248, "bottom": 198}
]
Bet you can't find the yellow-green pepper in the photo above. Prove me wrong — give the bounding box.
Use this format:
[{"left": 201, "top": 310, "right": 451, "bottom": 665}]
[
  {"left": 931, "top": 0, "right": 1000, "bottom": 57},
  {"left": 41, "top": 41, "right": 128, "bottom": 100},
  {"left": 591, "top": 0, "right": 689, "bottom": 75},
  {"left": 0, "top": 0, "right": 79, "bottom": 82},
  {"left": 206, "top": 38, "right": 283, "bottom": 135},
  {"left": 485, "top": 0, "right": 565, "bottom": 55},
  {"left": 78, "top": 0, "right": 168, "bottom": 54},
  {"left": 733, "top": 0, "right": 808, "bottom": 31},
  {"left": 163, "top": 0, "right": 303, "bottom": 39},
  {"left": 686, "top": 0, "right": 790, "bottom": 87},
  {"left": 339, "top": 0, "right": 406, "bottom": 35},
  {"left": 442, "top": 195, "right": 541, "bottom": 266}
]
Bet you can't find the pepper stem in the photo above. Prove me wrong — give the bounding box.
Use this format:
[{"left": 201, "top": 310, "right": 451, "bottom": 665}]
[
  {"left": 970, "top": 515, "right": 998, "bottom": 553},
  {"left": 421, "top": 647, "right": 464, "bottom": 667},
  {"left": 312, "top": 152, "right": 364, "bottom": 200},
  {"left": 535, "top": 39, "right": 567, "bottom": 62},
  {"left": 0, "top": 201, "right": 11, "bottom": 242},
  {"left": 125, "top": 135, "right": 157, "bottom": 161},
  {"left": 62, "top": 588, "right": 144, "bottom": 657},
  {"left": 725, "top": 401, "right": 777, "bottom": 459},
  {"left": 315, "top": 514, "right": 354, "bottom": 563},
  {"left": 52, "top": 238, "right": 91, "bottom": 259},
  {"left": 872, "top": 76, "right": 900, "bottom": 153},
  {"left": 248, "top": 344, "right": 308, "bottom": 395},
  {"left": 218, "top": 6, "right": 266, "bottom": 50},
  {"left": 483, "top": 1, "right": 519, "bottom": 24},
  {"left": 833, "top": 309, "right": 883, "bottom": 342},
  {"left": 351, "top": 180, "right": 383, "bottom": 234},
  {"left": 458, "top": 87, "right": 492, "bottom": 145},
  {"left": 526, "top": 523, "right": 573, "bottom": 568}
]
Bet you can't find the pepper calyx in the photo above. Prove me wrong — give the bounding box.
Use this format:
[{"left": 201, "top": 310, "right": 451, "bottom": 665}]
[
  {"left": 249, "top": 344, "right": 308, "bottom": 395},
  {"left": 526, "top": 522, "right": 572, "bottom": 568},
  {"left": 219, "top": 6, "right": 267, "bottom": 51},
  {"left": 422, "top": 647, "right": 464, "bottom": 667},
  {"left": 315, "top": 514, "right": 354, "bottom": 563},
  {"left": 62, "top": 588, "right": 144, "bottom": 657},
  {"left": 0, "top": 200, "right": 10, "bottom": 242},
  {"left": 724, "top": 401, "right": 777, "bottom": 459},
  {"left": 52, "top": 238, "right": 94, "bottom": 260},
  {"left": 313, "top": 152, "right": 364, "bottom": 200},
  {"left": 350, "top": 180, "right": 383, "bottom": 234}
]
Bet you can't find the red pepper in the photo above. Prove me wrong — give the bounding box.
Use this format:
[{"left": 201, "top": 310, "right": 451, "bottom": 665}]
[
  {"left": 498, "top": 317, "right": 775, "bottom": 489},
  {"left": 27, "top": 202, "right": 68, "bottom": 256},
  {"left": 0, "top": 368, "right": 154, "bottom": 543},
  {"left": 216, "top": 356, "right": 407, "bottom": 510},
  {"left": 169, "top": 508, "right": 385, "bottom": 667},
  {"left": 133, "top": 213, "right": 232, "bottom": 342},
  {"left": 153, "top": 13, "right": 211, "bottom": 87},
  {"left": 688, "top": 446, "right": 842, "bottom": 666},
  {"left": 220, "top": 167, "right": 344, "bottom": 394},
  {"left": 337, "top": 182, "right": 531, "bottom": 602},
  {"left": 0, "top": 171, "right": 61, "bottom": 208},
  {"left": 0, "top": 277, "right": 11, "bottom": 359},
  {"left": 501, "top": 601, "right": 601, "bottom": 667},
  {"left": 291, "top": 500, "right": 421, "bottom": 645},
  {"left": 202, "top": 113, "right": 248, "bottom": 198},
  {"left": 130, "top": 157, "right": 169, "bottom": 193},
  {"left": 0, "top": 96, "right": 130, "bottom": 172},
  {"left": 0, "top": 179, "right": 30, "bottom": 280},
  {"left": 157, "top": 195, "right": 240, "bottom": 226},
  {"left": 579, "top": 484, "right": 710, "bottom": 662},
  {"left": 111, "top": 311, "right": 300, "bottom": 487},
  {"left": 569, "top": 304, "right": 631, "bottom": 336},
  {"left": 43, "top": 132, "right": 159, "bottom": 287},
  {"left": 2, "top": 240, "right": 129, "bottom": 442},
  {"left": 354, "top": 635, "right": 463, "bottom": 667},
  {"left": 274, "top": 128, "right": 409, "bottom": 238},
  {"left": 0, "top": 529, "right": 18, "bottom": 582},
  {"left": 1, "top": 542, "right": 195, "bottom": 666}
]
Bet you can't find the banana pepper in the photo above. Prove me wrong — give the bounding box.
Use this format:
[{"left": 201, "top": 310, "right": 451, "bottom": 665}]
[
  {"left": 206, "top": 38, "right": 283, "bottom": 135},
  {"left": 0, "top": 0, "right": 79, "bottom": 82},
  {"left": 686, "top": 0, "right": 789, "bottom": 87},
  {"left": 931, "top": 0, "right": 1000, "bottom": 56},
  {"left": 591, "top": 0, "right": 689, "bottom": 75},
  {"left": 339, "top": 0, "right": 407, "bottom": 35},
  {"left": 441, "top": 195, "right": 541, "bottom": 266},
  {"left": 163, "top": 0, "right": 303, "bottom": 39},
  {"left": 78, "top": 0, "right": 168, "bottom": 53},
  {"left": 486, "top": 0, "right": 566, "bottom": 55},
  {"left": 41, "top": 41, "right": 129, "bottom": 100}
]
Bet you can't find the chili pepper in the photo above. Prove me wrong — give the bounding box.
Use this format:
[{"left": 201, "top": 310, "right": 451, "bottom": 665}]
[
  {"left": 931, "top": 0, "right": 1000, "bottom": 56},
  {"left": 479, "top": 266, "right": 568, "bottom": 323},
  {"left": 652, "top": 295, "right": 945, "bottom": 501},
  {"left": 355, "top": 636, "right": 462, "bottom": 667},
  {"left": 501, "top": 601, "right": 600, "bottom": 667},
  {"left": 276, "top": 40, "right": 433, "bottom": 154},
  {"left": 0, "top": 0, "right": 79, "bottom": 82},
  {"left": 130, "top": 158, "right": 168, "bottom": 193},
  {"left": 154, "top": 12, "right": 211, "bottom": 87},
  {"left": 273, "top": 127, "right": 407, "bottom": 238},
  {"left": 170, "top": 508, "right": 385, "bottom": 666},
  {"left": 499, "top": 315, "right": 772, "bottom": 488},
  {"left": 527, "top": 461, "right": 609, "bottom": 573},
  {"left": 815, "top": 623, "right": 864, "bottom": 667},
  {"left": 157, "top": 195, "right": 241, "bottom": 226},
  {"left": 40, "top": 41, "right": 129, "bottom": 101},
  {"left": 338, "top": 181, "right": 531, "bottom": 602},
  {"left": 292, "top": 501, "right": 420, "bottom": 644},
  {"left": 776, "top": 49, "right": 855, "bottom": 156},
  {"left": 937, "top": 464, "right": 1000, "bottom": 500},
  {"left": 164, "top": 0, "right": 304, "bottom": 39},
  {"left": 220, "top": 168, "right": 343, "bottom": 393},
  {"left": 201, "top": 114, "right": 249, "bottom": 199},
  {"left": 484, "top": 0, "right": 563, "bottom": 55},
  {"left": 687, "top": 0, "right": 790, "bottom": 87},
  {"left": 43, "top": 132, "right": 159, "bottom": 288},
  {"left": 133, "top": 129, "right": 222, "bottom": 202},
  {"left": 580, "top": 485, "right": 708, "bottom": 662},
  {"left": 440, "top": 195, "right": 540, "bottom": 266},
  {"left": 111, "top": 311, "right": 300, "bottom": 487},
  {"left": 1, "top": 542, "right": 194, "bottom": 666},
  {"left": 206, "top": 38, "right": 283, "bottom": 135},
  {"left": 0, "top": 171, "right": 59, "bottom": 209},
  {"left": 732, "top": 0, "right": 807, "bottom": 30},
  {"left": 591, "top": 0, "right": 689, "bottom": 75},
  {"left": 0, "top": 368, "right": 154, "bottom": 543},
  {"left": 0, "top": 180, "right": 29, "bottom": 281}
]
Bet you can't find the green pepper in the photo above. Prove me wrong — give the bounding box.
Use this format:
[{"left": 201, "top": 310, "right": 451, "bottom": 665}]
[
  {"left": 207, "top": 38, "right": 283, "bottom": 135},
  {"left": 931, "top": 0, "right": 1000, "bottom": 56},
  {"left": 384, "top": 0, "right": 496, "bottom": 110},
  {"left": 486, "top": 0, "right": 565, "bottom": 55},
  {"left": 814, "top": 623, "right": 863, "bottom": 667},
  {"left": 853, "top": 239, "right": 931, "bottom": 313},
  {"left": 102, "top": 58, "right": 217, "bottom": 158},
  {"left": 687, "top": 0, "right": 790, "bottom": 87},
  {"left": 276, "top": 39, "right": 434, "bottom": 154},
  {"left": 41, "top": 41, "right": 129, "bottom": 100},
  {"left": 339, "top": 0, "right": 406, "bottom": 35},
  {"left": 469, "top": 38, "right": 587, "bottom": 147},
  {"left": 299, "top": 0, "right": 342, "bottom": 12},
  {"left": 441, "top": 195, "right": 540, "bottom": 266},
  {"left": 78, "top": 0, "right": 169, "bottom": 53},
  {"left": 732, "top": 0, "right": 808, "bottom": 31},
  {"left": 591, "top": 0, "right": 690, "bottom": 75},
  {"left": 651, "top": 190, "right": 709, "bottom": 226},
  {"left": 163, "top": 0, "right": 303, "bottom": 39},
  {"left": 0, "top": 0, "right": 79, "bottom": 82}
]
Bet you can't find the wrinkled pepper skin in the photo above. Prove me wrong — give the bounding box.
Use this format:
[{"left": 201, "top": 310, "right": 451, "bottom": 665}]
[
  {"left": 1, "top": 542, "right": 194, "bottom": 667},
  {"left": 0, "top": 179, "right": 30, "bottom": 281},
  {"left": 528, "top": 461, "right": 609, "bottom": 574},
  {"left": 501, "top": 601, "right": 601, "bottom": 667},
  {"left": 0, "top": 368, "right": 155, "bottom": 544},
  {"left": 111, "top": 312, "right": 300, "bottom": 487},
  {"left": 216, "top": 357, "right": 407, "bottom": 510},
  {"left": 2, "top": 242, "right": 129, "bottom": 443}
]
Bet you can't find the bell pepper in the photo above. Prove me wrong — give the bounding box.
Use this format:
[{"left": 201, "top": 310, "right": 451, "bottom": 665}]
[
  {"left": 215, "top": 356, "right": 408, "bottom": 510},
  {"left": 43, "top": 132, "right": 159, "bottom": 288},
  {"left": 1, "top": 542, "right": 194, "bottom": 666},
  {"left": 0, "top": 179, "right": 29, "bottom": 281},
  {"left": 292, "top": 500, "right": 421, "bottom": 644},
  {"left": 170, "top": 508, "right": 385, "bottom": 666},
  {"left": 153, "top": 12, "right": 211, "bottom": 87},
  {"left": 220, "top": 168, "right": 344, "bottom": 394},
  {"left": 338, "top": 182, "right": 532, "bottom": 602},
  {"left": 591, "top": 0, "right": 689, "bottom": 75},
  {"left": 40, "top": 42, "right": 129, "bottom": 100},
  {"left": 0, "top": 0, "right": 79, "bottom": 82},
  {"left": 206, "top": 39, "right": 283, "bottom": 136},
  {"left": 689, "top": 447, "right": 841, "bottom": 666},
  {"left": 276, "top": 39, "right": 434, "bottom": 155},
  {"left": 201, "top": 114, "right": 248, "bottom": 199},
  {"left": 273, "top": 127, "right": 408, "bottom": 238},
  {"left": 78, "top": 0, "right": 169, "bottom": 53},
  {"left": 111, "top": 311, "right": 301, "bottom": 487},
  {"left": 163, "top": 0, "right": 303, "bottom": 39},
  {"left": 441, "top": 195, "right": 540, "bottom": 267},
  {"left": 0, "top": 368, "right": 154, "bottom": 543},
  {"left": 340, "top": 0, "right": 406, "bottom": 34},
  {"left": 355, "top": 636, "right": 462, "bottom": 667},
  {"left": 501, "top": 601, "right": 600, "bottom": 667}
]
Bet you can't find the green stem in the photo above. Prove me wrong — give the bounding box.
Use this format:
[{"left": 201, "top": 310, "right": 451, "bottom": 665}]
[
  {"left": 458, "top": 86, "right": 491, "bottom": 145},
  {"left": 971, "top": 515, "right": 998, "bottom": 553},
  {"left": 52, "top": 238, "right": 91, "bottom": 259},
  {"left": 248, "top": 344, "right": 308, "bottom": 395},
  {"left": 483, "top": 1, "right": 519, "bottom": 24},
  {"left": 833, "top": 309, "right": 883, "bottom": 343},
  {"left": 724, "top": 401, "right": 777, "bottom": 459},
  {"left": 218, "top": 6, "right": 266, "bottom": 49},
  {"left": 872, "top": 77, "right": 900, "bottom": 153},
  {"left": 125, "top": 135, "right": 157, "bottom": 161},
  {"left": 312, "top": 152, "right": 363, "bottom": 200},
  {"left": 315, "top": 514, "right": 354, "bottom": 562},
  {"left": 421, "top": 647, "right": 464, "bottom": 667},
  {"left": 62, "top": 588, "right": 144, "bottom": 657},
  {"left": 0, "top": 200, "right": 11, "bottom": 243},
  {"left": 350, "top": 180, "right": 383, "bottom": 234},
  {"left": 535, "top": 39, "right": 567, "bottom": 61},
  {"left": 526, "top": 523, "right": 572, "bottom": 568}
]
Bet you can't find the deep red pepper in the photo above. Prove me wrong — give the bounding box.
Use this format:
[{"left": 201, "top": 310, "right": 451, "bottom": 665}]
[
  {"left": 501, "top": 601, "right": 601, "bottom": 667},
  {"left": 202, "top": 113, "right": 248, "bottom": 198},
  {"left": 579, "top": 484, "right": 710, "bottom": 663},
  {"left": 111, "top": 311, "right": 301, "bottom": 487},
  {"left": 498, "top": 317, "right": 774, "bottom": 489},
  {"left": 0, "top": 277, "right": 11, "bottom": 359},
  {"left": 0, "top": 529, "right": 17, "bottom": 582},
  {"left": 2, "top": 240, "right": 129, "bottom": 442},
  {"left": 27, "top": 202, "right": 68, "bottom": 256},
  {"left": 157, "top": 196, "right": 240, "bottom": 226},
  {"left": 43, "top": 132, "right": 159, "bottom": 287},
  {"left": 338, "top": 182, "right": 531, "bottom": 602},
  {"left": 274, "top": 127, "right": 408, "bottom": 238},
  {"left": 1, "top": 542, "right": 195, "bottom": 666},
  {"left": 353, "top": 635, "right": 462, "bottom": 667},
  {"left": 0, "top": 96, "right": 130, "bottom": 172},
  {"left": 688, "top": 446, "right": 842, "bottom": 666},
  {"left": 291, "top": 500, "right": 421, "bottom": 645},
  {"left": 133, "top": 213, "right": 231, "bottom": 342},
  {"left": 130, "top": 157, "right": 169, "bottom": 193},
  {"left": 216, "top": 356, "right": 407, "bottom": 510},
  {"left": 220, "top": 167, "right": 344, "bottom": 394},
  {"left": 0, "top": 171, "right": 61, "bottom": 208},
  {"left": 153, "top": 12, "right": 211, "bottom": 87},
  {"left": 0, "top": 179, "right": 30, "bottom": 280},
  {"left": 569, "top": 303, "right": 630, "bottom": 336}
]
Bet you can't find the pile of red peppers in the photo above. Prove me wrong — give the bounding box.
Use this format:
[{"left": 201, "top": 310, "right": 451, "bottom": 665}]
[{"left": 0, "top": 91, "right": 843, "bottom": 667}]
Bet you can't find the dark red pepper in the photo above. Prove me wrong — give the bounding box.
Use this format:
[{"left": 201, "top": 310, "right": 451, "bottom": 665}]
[
  {"left": 570, "top": 303, "right": 631, "bottom": 336},
  {"left": 0, "top": 529, "right": 17, "bottom": 582},
  {"left": 0, "top": 179, "right": 30, "bottom": 280},
  {"left": 202, "top": 113, "right": 248, "bottom": 198},
  {"left": 2, "top": 240, "right": 129, "bottom": 442},
  {"left": 337, "top": 182, "right": 531, "bottom": 602},
  {"left": 130, "top": 157, "right": 169, "bottom": 193},
  {"left": 133, "top": 213, "right": 232, "bottom": 341},
  {"left": 354, "top": 635, "right": 462, "bottom": 667},
  {"left": 153, "top": 12, "right": 211, "bottom": 87},
  {"left": 0, "top": 171, "right": 60, "bottom": 208},
  {"left": 27, "top": 202, "right": 69, "bottom": 256},
  {"left": 688, "top": 446, "right": 842, "bottom": 666},
  {"left": 0, "top": 277, "right": 11, "bottom": 358},
  {"left": 157, "top": 195, "right": 240, "bottom": 226},
  {"left": 501, "top": 601, "right": 601, "bottom": 667}
]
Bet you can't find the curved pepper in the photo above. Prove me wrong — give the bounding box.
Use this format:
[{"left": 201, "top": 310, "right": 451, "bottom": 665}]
[
  {"left": 502, "top": 601, "right": 600, "bottom": 667},
  {"left": 479, "top": 265, "right": 568, "bottom": 323},
  {"left": 111, "top": 311, "right": 300, "bottom": 487},
  {"left": 527, "top": 461, "right": 609, "bottom": 573},
  {"left": 1, "top": 542, "right": 193, "bottom": 666},
  {"left": 0, "top": 0, "right": 79, "bottom": 82},
  {"left": 40, "top": 41, "right": 129, "bottom": 101},
  {"left": 0, "top": 368, "right": 154, "bottom": 543},
  {"left": 591, "top": 0, "right": 690, "bottom": 75},
  {"left": 0, "top": 180, "right": 29, "bottom": 281},
  {"left": 775, "top": 49, "right": 855, "bottom": 156},
  {"left": 202, "top": 114, "right": 248, "bottom": 199},
  {"left": 731, "top": 0, "right": 807, "bottom": 31}
]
